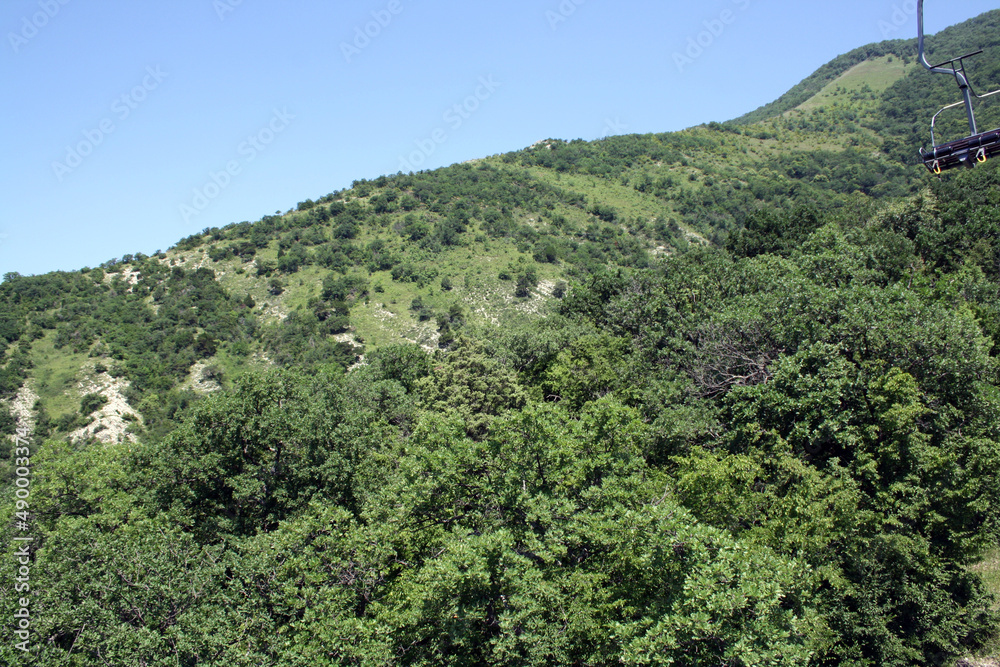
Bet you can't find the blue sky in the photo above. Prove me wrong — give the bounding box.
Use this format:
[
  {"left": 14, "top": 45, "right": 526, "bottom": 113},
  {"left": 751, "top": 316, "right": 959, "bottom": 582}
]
[{"left": 2, "top": 0, "right": 997, "bottom": 276}]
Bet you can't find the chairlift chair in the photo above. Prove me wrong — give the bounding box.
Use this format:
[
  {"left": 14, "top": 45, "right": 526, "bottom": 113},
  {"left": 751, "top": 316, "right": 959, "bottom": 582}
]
[{"left": 917, "top": 0, "right": 1000, "bottom": 173}]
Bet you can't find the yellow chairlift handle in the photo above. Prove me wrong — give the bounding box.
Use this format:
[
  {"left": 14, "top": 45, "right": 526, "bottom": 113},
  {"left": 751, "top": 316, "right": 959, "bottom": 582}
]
[
  {"left": 978, "top": 149, "right": 987, "bottom": 163},
  {"left": 933, "top": 160, "right": 942, "bottom": 174}
]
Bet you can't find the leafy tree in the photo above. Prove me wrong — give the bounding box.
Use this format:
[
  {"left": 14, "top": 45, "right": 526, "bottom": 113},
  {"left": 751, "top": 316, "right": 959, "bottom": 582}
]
[
  {"left": 416, "top": 337, "right": 528, "bottom": 438},
  {"left": 146, "top": 365, "right": 397, "bottom": 529},
  {"left": 194, "top": 332, "right": 218, "bottom": 357},
  {"left": 514, "top": 266, "right": 538, "bottom": 298},
  {"left": 726, "top": 206, "right": 823, "bottom": 259},
  {"left": 539, "top": 333, "right": 633, "bottom": 409},
  {"left": 365, "top": 343, "right": 431, "bottom": 393},
  {"left": 79, "top": 392, "right": 108, "bottom": 416}
]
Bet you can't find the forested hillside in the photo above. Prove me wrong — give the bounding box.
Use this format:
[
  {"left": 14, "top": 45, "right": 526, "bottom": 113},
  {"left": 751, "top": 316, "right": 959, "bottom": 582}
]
[{"left": 2, "top": 10, "right": 1000, "bottom": 667}]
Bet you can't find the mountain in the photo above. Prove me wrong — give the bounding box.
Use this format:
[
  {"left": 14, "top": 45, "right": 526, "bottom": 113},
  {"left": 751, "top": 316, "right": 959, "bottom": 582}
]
[{"left": 2, "top": 10, "right": 1000, "bottom": 666}]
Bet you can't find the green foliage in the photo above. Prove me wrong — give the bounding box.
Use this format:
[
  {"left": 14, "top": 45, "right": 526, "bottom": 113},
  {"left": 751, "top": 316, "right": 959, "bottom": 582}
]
[
  {"left": 0, "top": 443, "right": 275, "bottom": 666},
  {"left": 514, "top": 265, "right": 538, "bottom": 298},
  {"left": 727, "top": 206, "right": 824, "bottom": 259},
  {"left": 0, "top": 343, "right": 32, "bottom": 398},
  {"left": 416, "top": 337, "right": 528, "bottom": 438},
  {"left": 79, "top": 392, "right": 108, "bottom": 416},
  {"left": 365, "top": 343, "right": 431, "bottom": 393},
  {"left": 264, "top": 400, "right": 816, "bottom": 665},
  {"left": 558, "top": 191, "right": 1000, "bottom": 663},
  {"left": 149, "top": 367, "right": 396, "bottom": 540},
  {"left": 540, "top": 333, "right": 633, "bottom": 409},
  {"left": 0, "top": 404, "right": 13, "bottom": 436},
  {"left": 731, "top": 41, "right": 914, "bottom": 125}
]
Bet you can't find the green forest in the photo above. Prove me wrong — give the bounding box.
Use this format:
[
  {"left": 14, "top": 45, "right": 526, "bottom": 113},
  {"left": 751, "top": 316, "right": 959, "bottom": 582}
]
[{"left": 3, "top": 9, "right": 1000, "bottom": 667}]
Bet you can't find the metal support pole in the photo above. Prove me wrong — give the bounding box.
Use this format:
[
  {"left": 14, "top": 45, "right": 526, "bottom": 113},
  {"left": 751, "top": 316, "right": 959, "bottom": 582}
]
[{"left": 918, "top": 0, "right": 978, "bottom": 140}]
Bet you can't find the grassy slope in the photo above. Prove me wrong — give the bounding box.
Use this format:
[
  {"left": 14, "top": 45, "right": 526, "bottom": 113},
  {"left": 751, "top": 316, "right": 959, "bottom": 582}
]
[
  {"left": 28, "top": 331, "right": 89, "bottom": 421},
  {"left": 198, "top": 189, "right": 571, "bottom": 352},
  {"left": 731, "top": 40, "right": 915, "bottom": 125},
  {"left": 793, "top": 55, "right": 915, "bottom": 113}
]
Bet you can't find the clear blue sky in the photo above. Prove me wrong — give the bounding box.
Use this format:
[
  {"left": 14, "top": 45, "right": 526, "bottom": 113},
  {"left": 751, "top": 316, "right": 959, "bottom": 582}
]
[{"left": 2, "top": 0, "right": 996, "bottom": 276}]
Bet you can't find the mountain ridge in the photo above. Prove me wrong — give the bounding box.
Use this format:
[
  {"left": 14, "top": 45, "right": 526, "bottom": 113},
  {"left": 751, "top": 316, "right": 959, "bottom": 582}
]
[{"left": 729, "top": 9, "right": 1000, "bottom": 126}]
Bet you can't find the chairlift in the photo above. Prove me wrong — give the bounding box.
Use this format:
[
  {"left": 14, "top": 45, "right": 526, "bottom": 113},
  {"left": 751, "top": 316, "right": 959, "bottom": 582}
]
[{"left": 917, "top": 0, "right": 1000, "bottom": 173}]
